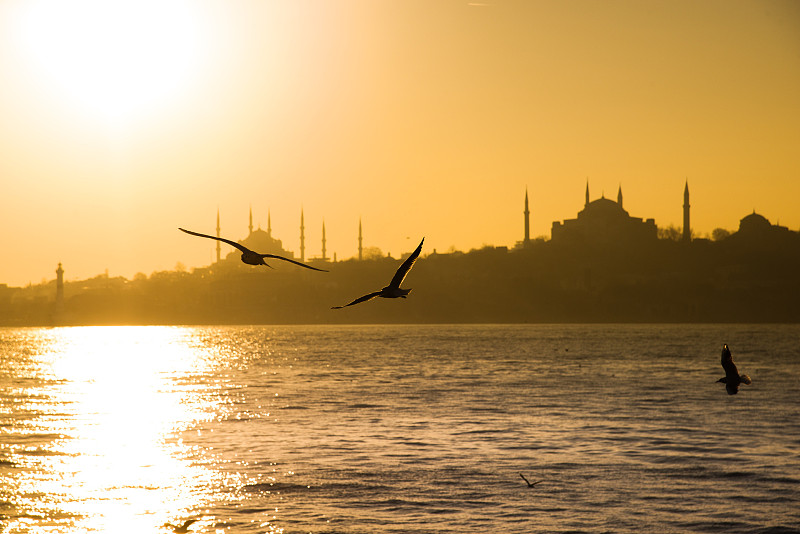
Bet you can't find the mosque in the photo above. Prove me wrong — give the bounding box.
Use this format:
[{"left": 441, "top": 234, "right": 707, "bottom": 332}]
[
  {"left": 726, "top": 209, "right": 800, "bottom": 249},
  {"left": 521, "top": 182, "right": 691, "bottom": 247},
  {"left": 550, "top": 182, "right": 659, "bottom": 246},
  {"left": 213, "top": 207, "right": 364, "bottom": 265}
]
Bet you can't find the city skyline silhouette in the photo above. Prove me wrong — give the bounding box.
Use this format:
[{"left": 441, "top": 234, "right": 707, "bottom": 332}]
[{"left": 2, "top": 181, "right": 798, "bottom": 326}]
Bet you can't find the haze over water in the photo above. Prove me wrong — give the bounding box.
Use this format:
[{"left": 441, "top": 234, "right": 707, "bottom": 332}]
[{"left": 2, "top": 324, "right": 799, "bottom": 533}]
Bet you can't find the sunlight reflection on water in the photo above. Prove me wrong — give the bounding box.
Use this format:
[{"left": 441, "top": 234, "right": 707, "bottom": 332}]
[
  {"left": 3, "top": 324, "right": 800, "bottom": 533},
  {"left": 1, "top": 326, "right": 226, "bottom": 533}
]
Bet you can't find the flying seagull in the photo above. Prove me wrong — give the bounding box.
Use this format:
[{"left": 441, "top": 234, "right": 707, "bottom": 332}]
[
  {"left": 332, "top": 237, "right": 424, "bottom": 309},
  {"left": 164, "top": 519, "right": 198, "bottom": 533},
  {"left": 717, "top": 343, "right": 752, "bottom": 395},
  {"left": 519, "top": 473, "right": 543, "bottom": 488},
  {"left": 179, "top": 228, "right": 327, "bottom": 271}
]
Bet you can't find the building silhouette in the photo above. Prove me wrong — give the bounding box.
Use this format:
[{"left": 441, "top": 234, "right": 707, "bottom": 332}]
[
  {"left": 55, "top": 263, "right": 64, "bottom": 305},
  {"left": 213, "top": 208, "right": 368, "bottom": 265},
  {"left": 523, "top": 188, "right": 531, "bottom": 245},
  {"left": 727, "top": 210, "right": 799, "bottom": 250},
  {"left": 218, "top": 208, "right": 295, "bottom": 264},
  {"left": 683, "top": 181, "right": 691, "bottom": 242},
  {"left": 550, "top": 183, "right": 657, "bottom": 246},
  {"left": 5, "top": 184, "right": 800, "bottom": 326}
]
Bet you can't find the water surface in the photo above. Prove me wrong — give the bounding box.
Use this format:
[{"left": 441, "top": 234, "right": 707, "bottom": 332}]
[{"left": 2, "top": 324, "right": 799, "bottom": 533}]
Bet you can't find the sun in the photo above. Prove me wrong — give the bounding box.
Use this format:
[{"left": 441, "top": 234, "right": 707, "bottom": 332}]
[{"left": 13, "top": 0, "right": 205, "bottom": 127}]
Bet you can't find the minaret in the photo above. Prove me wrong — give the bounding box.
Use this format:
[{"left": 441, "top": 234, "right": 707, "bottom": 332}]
[
  {"left": 617, "top": 185, "right": 623, "bottom": 208},
  {"left": 248, "top": 205, "right": 254, "bottom": 235},
  {"left": 523, "top": 188, "right": 531, "bottom": 245},
  {"left": 215, "top": 208, "right": 221, "bottom": 263},
  {"left": 267, "top": 210, "right": 272, "bottom": 237},
  {"left": 683, "top": 180, "right": 691, "bottom": 242},
  {"left": 55, "top": 263, "right": 64, "bottom": 304},
  {"left": 321, "top": 220, "right": 327, "bottom": 260},
  {"left": 358, "top": 218, "right": 363, "bottom": 261},
  {"left": 299, "top": 208, "right": 305, "bottom": 262},
  {"left": 585, "top": 180, "right": 590, "bottom": 207}
]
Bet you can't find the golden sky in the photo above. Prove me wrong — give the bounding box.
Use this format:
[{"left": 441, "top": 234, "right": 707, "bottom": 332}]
[{"left": 1, "top": 0, "right": 799, "bottom": 286}]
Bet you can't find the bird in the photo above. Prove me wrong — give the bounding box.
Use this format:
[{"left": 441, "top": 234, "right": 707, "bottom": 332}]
[
  {"left": 164, "top": 519, "right": 198, "bottom": 533},
  {"left": 179, "top": 228, "right": 327, "bottom": 271},
  {"left": 332, "top": 237, "right": 423, "bottom": 309},
  {"left": 519, "top": 473, "right": 543, "bottom": 488},
  {"left": 717, "top": 343, "right": 752, "bottom": 395}
]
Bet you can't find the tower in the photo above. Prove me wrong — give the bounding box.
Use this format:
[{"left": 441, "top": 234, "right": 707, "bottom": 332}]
[
  {"left": 585, "top": 180, "right": 590, "bottom": 207},
  {"left": 321, "top": 220, "right": 327, "bottom": 260},
  {"left": 617, "top": 185, "right": 623, "bottom": 208},
  {"left": 299, "top": 208, "right": 305, "bottom": 262},
  {"left": 523, "top": 188, "right": 531, "bottom": 245},
  {"left": 55, "top": 263, "right": 64, "bottom": 304},
  {"left": 215, "top": 208, "right": 221, "bottom": 263},
  {"left": 358, "top": 218, "right": 363, "bottom": 260},
  {"left": 267, "top": 210, "right": 272, "bottom": 237},
  {"left": 683, "top": 180, "right": 691, "bottom": 242},
  {"left": 248, "top": 205, "right": 254, "bottom": 235}
]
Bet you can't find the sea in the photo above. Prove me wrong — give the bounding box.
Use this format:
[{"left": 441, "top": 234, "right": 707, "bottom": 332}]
[{"left": 1, "top": 324, "right": 799, "bottom": 534}]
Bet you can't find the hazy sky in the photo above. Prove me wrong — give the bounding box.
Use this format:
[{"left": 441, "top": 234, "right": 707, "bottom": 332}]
[{"left": 1, "top": 0, "right": 799, "bottom": 286}]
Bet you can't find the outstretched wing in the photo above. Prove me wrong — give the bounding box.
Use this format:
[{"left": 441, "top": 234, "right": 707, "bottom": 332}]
[
  {"left": 177, "top": 519, "right": 198, "bottom": 532},
  {"left": 519, "top": 473, "right": 542, "bottom": 487},
  {"left": 388, "top": 238, "right": 424, "bottom": 289},
  {"left": 331, "top": 291, "right": 382, "bottom": 309},
  {"left": 179, "top": 227, "right": 251, "bottom": 254},
  {"left": 721, "top": 344, "right": 739, "bottom": 378},
  {"left": 262, "top": 254, "right": 328, "bottom": 272}
]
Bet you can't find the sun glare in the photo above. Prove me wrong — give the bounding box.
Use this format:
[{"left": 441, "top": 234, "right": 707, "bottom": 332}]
[
  {"left": 7, "top": 326, "right": 224, "bottom": 533},
  {"left": 14, "top": 0, "right": 205, "bottom": 127}
]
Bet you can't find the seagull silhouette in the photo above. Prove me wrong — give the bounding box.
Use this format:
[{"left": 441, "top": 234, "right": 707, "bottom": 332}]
[
  {"left": 164, "top": 519, "right": 198, "bottom": 533},
  {"left": 717, "top": 343, "right": 752, "bottom": 395},
  {"left": 332, "top": 238, "right": 423, "bottom": 309},
  {"left": 179, "top": 228, "right": 327, "bottom": 271},
  {"left": 519, "top": 473, "right": 543, "bottom": 488}
]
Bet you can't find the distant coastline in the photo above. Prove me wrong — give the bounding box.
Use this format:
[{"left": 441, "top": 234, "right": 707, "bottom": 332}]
[
  {"left": 4, "top": 188, "right": 799, "bottom": 326},
  {"left": 3, "top": 220, "right": 799, "bottom": 326}
]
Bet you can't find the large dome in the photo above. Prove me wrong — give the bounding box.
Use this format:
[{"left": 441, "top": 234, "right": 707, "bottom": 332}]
[
  {"left": 578, "top": 197, "right": 630, "bottom": 219},
  {"left": 738, "top": 211, "right": 771, "bottom": 232},
  {"left": 239, "top": 227, "right": 291, "bottom": 257}
]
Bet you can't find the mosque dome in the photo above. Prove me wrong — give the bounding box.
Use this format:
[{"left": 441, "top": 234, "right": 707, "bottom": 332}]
[
  {"left": 738, "top": 211, "right": 771, "bottom": 232},
  {"left": 238, "top": 226, "right": 291, "bottom": 258},
  {"left": 579, "top": 196, "right": 630, "bottom": 219}
]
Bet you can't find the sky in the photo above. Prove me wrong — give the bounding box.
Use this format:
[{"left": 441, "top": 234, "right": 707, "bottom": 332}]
[{"left": 1, "top": 0, "right": 799, "bottom": 287}]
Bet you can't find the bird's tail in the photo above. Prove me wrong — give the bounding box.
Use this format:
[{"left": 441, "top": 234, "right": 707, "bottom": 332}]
[
  {"left": 257, "top": 255, "right": 276, "bottom": 269},
  {"left": 740, "top": 374, "right": 752, "bottom": 385}
]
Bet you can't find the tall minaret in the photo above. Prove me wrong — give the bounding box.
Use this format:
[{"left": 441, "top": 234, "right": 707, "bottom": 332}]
[
  {"left": 215, "top": 208, "right": 221, "bottom": 263},
  {"left": 358, "top": 218, "right": 363, "bottom": 260},
  {"left": 321, "top": 220, "right": 327, "bottom": 260},
  {"left": 248, "top": 205, "right": 254, "bottom": 235},
  {"left": 523, "top": 188, "right": 531, "bottom": 245},
  {"left": 683, "top": 180, "right": 691, "bottom": 242},
  {"left": 617, "top": 185, "right": 623, "bottom": 208},
  {"left": 585, "top": 180, "right": 590, "bottom": 207},
  {"left": 267, "top": 210, "right": 272, "bottom": 237},
  {"left": 299, "top": 208, "right": 305, "bottom": 262}
]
